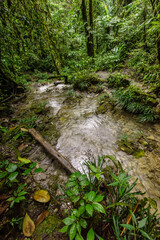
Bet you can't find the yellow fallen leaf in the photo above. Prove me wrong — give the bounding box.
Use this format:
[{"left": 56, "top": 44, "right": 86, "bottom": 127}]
[
  {"left": 33, "top": 190, "right": 51, "bottom": 203},
  {"left": 18, "top": 156, "right": 31, "bottom": 164},
  {"left": 23, "top": 213, "right": 35, "bottom": 237},
  {"left": 21, "top": 128, "right": 28, "bottom": 132}
]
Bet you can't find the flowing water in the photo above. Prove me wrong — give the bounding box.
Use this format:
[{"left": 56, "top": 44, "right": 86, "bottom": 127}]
[{"left": 23, "top": 79, "right": 160, "bottom": 211}]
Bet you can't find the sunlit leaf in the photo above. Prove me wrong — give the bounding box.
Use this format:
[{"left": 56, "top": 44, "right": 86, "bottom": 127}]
[
  {"left": 18, "top": 156, "right": 31, "bottom": 164},
  {"left": 33, "top": 190, "right": 51, "bottom": 203},
  {"left": 87, "top": 228, "right": 95, "bottom": 240}
]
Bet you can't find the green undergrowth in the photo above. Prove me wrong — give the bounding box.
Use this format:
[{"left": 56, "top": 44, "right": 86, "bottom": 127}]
[
  {"left": 70, "top": 72, "right": 103, "bottom": 91},
  {"left": 113, "top": 86, "right": 158, "bottom": 122},
  {"left": 106, "top": 72, "right": 130, "bottom": 89},
  {"left": 58, "top": 156, "right": 160, "bottom": 240}
]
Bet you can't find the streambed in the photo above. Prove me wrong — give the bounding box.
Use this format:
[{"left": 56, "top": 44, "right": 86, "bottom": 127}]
[{"left": 19, "top": 79, "right": 160, "bottom": 211}]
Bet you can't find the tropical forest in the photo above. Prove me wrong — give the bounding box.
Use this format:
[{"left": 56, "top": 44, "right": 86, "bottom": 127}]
[{"left": 0, "top": 0, "right": 160, "bottom": 239}]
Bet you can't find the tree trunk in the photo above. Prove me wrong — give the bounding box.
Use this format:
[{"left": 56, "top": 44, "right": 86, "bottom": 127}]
[
  {"left": 88, "top": 0, "right": 94, "bottom": 57},
  {"left": 81, "top": 0, "right": 94, "bottom": 57}
]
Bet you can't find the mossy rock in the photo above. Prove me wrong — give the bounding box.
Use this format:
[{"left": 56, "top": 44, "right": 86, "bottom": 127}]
[
  {"left": 97, "top": 102, "right": 108, "bottom": 114},
  {"left": 33, "top": 214, "right": 64, "bottom": 240},
  {"left": 134, "top": 149, "right": 145, "bottom": 158}
]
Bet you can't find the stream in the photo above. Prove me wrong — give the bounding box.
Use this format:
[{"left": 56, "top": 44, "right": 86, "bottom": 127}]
[{"left": 18, "top": 78, "right": 160, "bottom": 211}]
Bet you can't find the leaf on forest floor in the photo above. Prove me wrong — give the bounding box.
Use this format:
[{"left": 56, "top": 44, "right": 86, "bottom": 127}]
[
  {"left": 35, "top": 210, "right": 50, "bottom": 227},
  {"left": 18, "top": 143, "right": 28, "bottom": 151},
  {"left": 33, "top": 190, "right": 51, "bottom": 203},
  {"left": 23, "top": 213, "right": 35, "bottom": 237},
  {"left": 18, "top": 155, "right": 31, "bottom": 164}
]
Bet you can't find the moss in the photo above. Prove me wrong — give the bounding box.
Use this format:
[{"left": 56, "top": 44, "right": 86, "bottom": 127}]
[
  {"left": 33, "top": 214, "right": 63, "bottom": 240},
  {"left": 134, "top": 150, "right": 145, "bottom": 158},
  {"left": 106, "top": 72, "right": 130, "bottom": 89}
]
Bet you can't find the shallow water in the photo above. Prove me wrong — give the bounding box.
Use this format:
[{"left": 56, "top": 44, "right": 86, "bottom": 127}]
[{"left": 31, "top": 81, "right": 160, "bottom": 210}]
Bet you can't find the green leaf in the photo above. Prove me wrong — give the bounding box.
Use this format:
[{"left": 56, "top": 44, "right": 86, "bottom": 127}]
[
  {"left": 22, "top": 168, "right": 32, "bottom": 175},
  {"left": 70, "top": 195, "right": 80, "bottom": 203},
  {"left": 78, "top": 174, "right": 87, "bottom": 181},
  {"left": 18, "top": 191, "right": 28, "bottom": 196},
  {"left": 139, "top": 229, "right": 153, "bottom": 240},
  {"left": 15, "top": 196, "right": 26, "bottom": 202},
  {"left": 10, "top": 201, "right": 15, "bottom": 208},
  {"left": 120, "top": 224, "right": 135, "bottom": 231},
  {"left": 76, "top": 222, "right": 81, "bottom": 234},
  {"left": 29, "top": 162, "right": 37, "bottom": 168},
  {"left": 18, "top": 156, "right": 31, "bottom": 164},
  {"left": 148, "top": 197, "right": 157, "bottom": 209},
  {"left": 88, "top": 191, "right": 96, "bottom": 201},
  {"left": 69, "top": 223, "right": 77, "bottom": 240},
  {"left": 8, "top": 172, "right": 18, "bottom": 182},
  {"left": 0, "top": 171, "right": 7, "bottom": 179},
  {"left": 86, "top": 204, "right": 93, "bottom": 216},
  {"left": 34, "top": 168, "right": 44, "bottom": 173},
  {"left": 78, "top": 205, "right": 85, "bottom": 216},
  {"left": 79, "top": 180, "right": 90, "bottom": 187},
  {"left": 89, "top": 164, "right": 99, "bottom": 173},
  {"left": 80, "top": 219, "right": 87, "bottom": 229},
  {"left": 7, "top": 163, "right": 17, "bottom": 173},
  {"left": 92, "top": 202, "right": 105, "bottom": 214},
  {"left": 75, "top": 233, "right": 84, "bottom": 240},
  {"left": 7, "top": 197, "right": 15, "bottom": 202},
  {"left": 66, "top": 181, "right": 77, "bottom": 188},
  {"left": 129, "top": 210, "right": 137, "bottom": 226},
  {"left": 138, "top": 217, "right": 148, "bottom": 229},
  {"left": 63, "top": 216, "right": 76, "bottom": 226},
  {"left": 87, "top": 228, "right": 95, "bottom": 240},
  {"left": 72, "top": 186, "right": 79, "bottom": 195},
  {"left": 60, "top": 225, "right": 68, "bottom": 233},
  {"left": 93, "top": 195, "right": 103, "bottom": 202}
]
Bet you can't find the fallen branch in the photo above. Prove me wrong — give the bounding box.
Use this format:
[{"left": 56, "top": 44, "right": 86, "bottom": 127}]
[{"left": 28, "top": 128, "right": 76, "bottom": 174}]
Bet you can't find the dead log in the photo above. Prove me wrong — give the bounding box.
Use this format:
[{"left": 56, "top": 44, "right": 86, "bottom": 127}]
[{"left": 28, "top": 128, "right": 76, "bottom": 174}]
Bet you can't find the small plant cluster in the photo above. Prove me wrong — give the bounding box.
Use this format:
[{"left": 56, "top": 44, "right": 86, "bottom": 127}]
[
  {"left": 59, "top": 156, "right": 160, "bottom": 240},
  {"left": 113, "top": 86, "right": 158, "bottom": 122},
  {"left": 71, "top": 72, "right": 101, "bottom": 91},
  {"left": 0, "top": 159, "right": 43, "bottom": 207},
  {"left": 106, "top": 73, "right": 130, "bottom": 89}
]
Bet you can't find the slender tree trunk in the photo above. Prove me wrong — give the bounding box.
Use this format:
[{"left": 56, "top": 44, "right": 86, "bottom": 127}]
[
  {"left": 88, "top": 0, "right": 94, "bottom": 57},
  {"left": 81, "top": 0, "right": 94, "bottom": 57}
]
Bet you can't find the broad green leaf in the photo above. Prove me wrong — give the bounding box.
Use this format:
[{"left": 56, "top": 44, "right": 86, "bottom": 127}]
[
  {"left": 69, "top": 223, "right": 77, "bottom": 240},
  {"left": 79, "top": 180, "right": 90, "bottom": 187},
  {"left": 66, "top": 181, "right": 77, "bottom": 188},
  {"left": 8, "top": 172, "right": 18, "bottom": 182},
  {"left": 34, "top": 168, "right": 44, "bottom": 173},
  {"left": 92, "top": 202, "right": 105, "bottom": 214},
  {"left": 29, "top": 162, "right": 37, "bottom": 168},
  {"left": 7, "top": 163, "right": 17, "bottom": 173},
  {"left": 15, "top": 196, "right": 26, "bottom": 202},
  {"left": 18, "top": 191, "right": 28, "bottom": 196},
  {"left": 0, "top": 171, "right": 7, "bottom": 179},
  {"left": 139, "top": 229, "right": 153, "bottom": 240},
  {"left": 18, "top": 156, "right": 31, "bottom": 164},
  {"left": 75, "top": 233, "right": 84, "bottom": 240},
  {"left": 72, "top": 186, "right": 79, "bottom": 195},
  {"left": 76, "top": 222, "right": 81, "bottom": 234},
  {"left": 78, "top": 205, "right": 85, "bottom": 216},
  {"left": 71, "top": 195, "right": 80, "bottom": 203},
  {"left": 80, "top": 219, "right": 87, "bottom": 229},
  {"left": 120, "top": 224, "right": 135, "bottom": 231},
  {"left": 88, "top": 191, "right": 96, "bottom": 201},
  {"left": 138, "top": 217, "right": 148, "bottom": 229},
  {"left": 72, "top": 209, "right": 79, "bottom": 217},
  {"left": 86, "top": 204, "right": 93, "bottom": 216},
  {"left": 78, "top": 174, "right": 87, "bottom": 181},
  {"left": 63, "top": 216, "right": 76, "bottom": 226},
  {"left": 87, "top": 228, "right": 95, "bottom": 240},
  {"left": 93, "top": 195, "right": 103, "bottom": 202},
  {"left": 7, "top": 197, "right": 15, "bottom": 202},
  {"left": 60, "top": 225, "right": 68, "bottom": 233}
]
